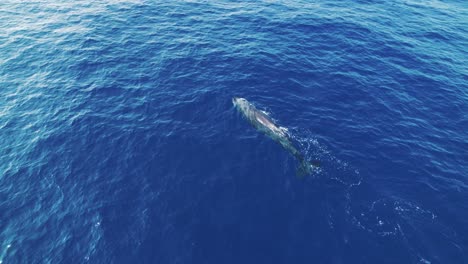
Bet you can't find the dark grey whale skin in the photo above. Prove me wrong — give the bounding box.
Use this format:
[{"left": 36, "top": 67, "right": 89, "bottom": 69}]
[{"left": 232, "top": 97, "right": 313, "bottom": 176}]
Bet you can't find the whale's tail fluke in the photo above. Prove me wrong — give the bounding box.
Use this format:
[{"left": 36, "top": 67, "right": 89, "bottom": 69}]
[
  {"left": 296, "top": 155, "right": 320, "bottom": 178},
  {"left": 290, "top": 146, "right": 319, "bottom": 177}
]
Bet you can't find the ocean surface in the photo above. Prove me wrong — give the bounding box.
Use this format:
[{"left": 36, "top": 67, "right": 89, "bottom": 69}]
[{"left": 1, "top": 0, "right": 467, "bottom": 263}]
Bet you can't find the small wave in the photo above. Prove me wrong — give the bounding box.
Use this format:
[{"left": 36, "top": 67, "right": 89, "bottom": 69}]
[{"left": 0, "top": 242, "right": 12, "bottom": 264}]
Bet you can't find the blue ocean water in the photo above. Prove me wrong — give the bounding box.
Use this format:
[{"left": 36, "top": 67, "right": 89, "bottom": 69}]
[{"left": 1, "top": 0, "right": 467, "bottom": 263}]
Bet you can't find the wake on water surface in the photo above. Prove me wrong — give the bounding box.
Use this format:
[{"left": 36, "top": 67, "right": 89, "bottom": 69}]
[{"left": 244, "top": 100, "right": 459, "bottom": 263}]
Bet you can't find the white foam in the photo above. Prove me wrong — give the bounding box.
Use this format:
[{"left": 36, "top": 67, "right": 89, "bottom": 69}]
[{"left": 0, "top": 243, "right": 12, "bottom": 264}]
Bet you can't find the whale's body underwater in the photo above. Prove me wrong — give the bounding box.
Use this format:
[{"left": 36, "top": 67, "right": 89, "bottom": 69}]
[{"left": 233, "top": 97, "right": 316, "bottom": 176}]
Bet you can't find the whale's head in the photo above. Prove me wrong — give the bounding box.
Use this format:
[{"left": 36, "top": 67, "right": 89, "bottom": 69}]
[{"left": 232, "top": 97, "right": 250, "bottom": 113}]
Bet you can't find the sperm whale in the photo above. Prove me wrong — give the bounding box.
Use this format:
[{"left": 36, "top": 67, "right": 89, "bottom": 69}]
[{"left": 233, "top": 97, "right": 316, "bottom": 176}]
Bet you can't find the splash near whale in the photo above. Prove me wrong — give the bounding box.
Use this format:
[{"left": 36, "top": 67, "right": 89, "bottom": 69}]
[{"left": 232, "top": 97, "right": 317, "bottom": 176}]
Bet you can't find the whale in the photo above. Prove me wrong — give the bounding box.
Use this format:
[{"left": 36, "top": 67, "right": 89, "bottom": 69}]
[{"left": 233, "top": 97, "right": 317, "bottom": 176}]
